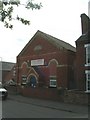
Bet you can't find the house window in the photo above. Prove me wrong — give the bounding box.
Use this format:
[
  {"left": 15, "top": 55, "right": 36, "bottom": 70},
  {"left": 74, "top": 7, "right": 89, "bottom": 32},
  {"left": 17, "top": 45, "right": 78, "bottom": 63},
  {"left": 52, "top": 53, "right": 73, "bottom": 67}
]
[
  {"left": 85, "top": 44, "right": 90, "bottom": 66},
  {"left": 85, "top": 70, "right": 90, "bottom": 92},
  {"left": 22, "top": 75, "right": 27, "bottom": 85},
  {"left": 49, "top": 76, "right": 57, "bottom": 87},
  {"left": 50, "top": 80, "right": 57, "bottom": 87}
]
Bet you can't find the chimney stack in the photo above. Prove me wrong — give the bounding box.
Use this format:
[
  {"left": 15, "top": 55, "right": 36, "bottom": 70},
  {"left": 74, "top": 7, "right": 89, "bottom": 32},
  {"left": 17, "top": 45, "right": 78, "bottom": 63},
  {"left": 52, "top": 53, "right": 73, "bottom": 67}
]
[{"left": 81, "top": 13, "right": 90, "bottom": 34}]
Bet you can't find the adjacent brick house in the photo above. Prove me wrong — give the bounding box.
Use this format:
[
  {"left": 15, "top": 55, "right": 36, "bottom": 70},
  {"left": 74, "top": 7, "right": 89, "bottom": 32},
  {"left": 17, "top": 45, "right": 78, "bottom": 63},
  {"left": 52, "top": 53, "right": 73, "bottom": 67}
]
[
  {"left": 75, "top": 13, "right": 90, "bottom": 92},
  {"left": 16, "top": 30, "right": 76, "bottom": 90},
  {"left": 0, "top": 61, "right": 15, "bottom": 84},
  {"left": 4, "top": 64, "right": 16, "bottom": 84}
]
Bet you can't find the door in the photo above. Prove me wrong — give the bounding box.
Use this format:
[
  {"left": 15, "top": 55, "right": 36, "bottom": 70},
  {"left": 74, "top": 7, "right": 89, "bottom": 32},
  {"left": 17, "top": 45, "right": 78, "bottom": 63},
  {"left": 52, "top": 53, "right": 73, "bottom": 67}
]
[{"left": 30, "top": 75, "right": 37, "bottom": 87}]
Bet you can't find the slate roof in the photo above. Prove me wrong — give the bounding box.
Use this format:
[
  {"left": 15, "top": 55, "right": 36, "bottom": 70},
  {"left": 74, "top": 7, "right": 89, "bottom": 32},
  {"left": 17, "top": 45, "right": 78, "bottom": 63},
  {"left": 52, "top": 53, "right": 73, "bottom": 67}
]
[
  {"left": 76, "top": 31, "right": 90, "bottom": 41},
  {"left": 39, "top": 31, "right": 76, "bottom": 52},
  {"left": 18, "top": 30, "right": 76, "bottom": 56},
  {"left": 0, "top": 61, "right": 15, "bottom": 71}
]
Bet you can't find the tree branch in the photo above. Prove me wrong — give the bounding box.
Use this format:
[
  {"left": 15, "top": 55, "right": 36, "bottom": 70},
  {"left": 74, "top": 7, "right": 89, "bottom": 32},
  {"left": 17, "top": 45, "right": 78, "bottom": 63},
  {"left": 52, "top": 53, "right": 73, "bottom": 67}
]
[{"left": 0, "top": 0, "right": 42, "bottom": 29}]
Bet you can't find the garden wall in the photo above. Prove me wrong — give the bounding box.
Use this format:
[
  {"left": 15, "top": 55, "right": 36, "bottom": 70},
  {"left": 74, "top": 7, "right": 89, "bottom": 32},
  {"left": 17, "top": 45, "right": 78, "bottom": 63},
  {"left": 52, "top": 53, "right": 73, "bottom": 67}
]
[
  {"left": 64, "top": 90, "right": 89, "bottom": 105},
  {"left": 17, "top": 86, "right": 89, "bottom": 105}
]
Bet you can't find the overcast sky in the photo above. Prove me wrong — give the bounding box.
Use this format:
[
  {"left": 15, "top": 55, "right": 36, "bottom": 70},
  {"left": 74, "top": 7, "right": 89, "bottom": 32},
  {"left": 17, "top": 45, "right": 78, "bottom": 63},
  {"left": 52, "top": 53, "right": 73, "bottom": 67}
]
[{"left": 0, "top": 0, "right": 89, "bottom": 63}]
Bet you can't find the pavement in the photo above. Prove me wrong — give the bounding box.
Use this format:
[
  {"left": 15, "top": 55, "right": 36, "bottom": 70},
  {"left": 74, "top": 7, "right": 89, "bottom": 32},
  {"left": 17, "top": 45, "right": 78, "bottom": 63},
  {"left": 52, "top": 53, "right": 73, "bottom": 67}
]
[{"left": 7, "top": 93, "right": 88, "bottom": 115}]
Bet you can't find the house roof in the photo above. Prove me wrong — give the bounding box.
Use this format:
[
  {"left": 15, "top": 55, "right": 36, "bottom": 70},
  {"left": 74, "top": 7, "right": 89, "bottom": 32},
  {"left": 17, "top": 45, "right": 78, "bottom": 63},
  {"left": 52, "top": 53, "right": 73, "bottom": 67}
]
[
  {"left": 76, "top": 30, "right": 90, "bottom": 42},
  {"left": 0, "top": 61, "right": 15, "bottom": 71},
  {"left": 77, "top": 31, "right": 90, "bottom": 41},
  {"left": 18, "top": 30, "right": 76, "bottom": 57}
]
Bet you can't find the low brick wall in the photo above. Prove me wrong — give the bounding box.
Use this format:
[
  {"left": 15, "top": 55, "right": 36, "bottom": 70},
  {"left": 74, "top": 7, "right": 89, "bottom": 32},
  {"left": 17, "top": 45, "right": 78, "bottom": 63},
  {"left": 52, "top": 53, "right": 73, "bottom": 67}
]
[
  {"left": 20, "top": 87, "right": 63, "bottom": 102},
  {"left": 5, "top": 86, "right": 17, "bottom": 94},
  {"left": 17, "top": 86, "right": 89, "bottom": 105},
  {"left": 64, "top": 90, "right": 89, "bottom": 105}
]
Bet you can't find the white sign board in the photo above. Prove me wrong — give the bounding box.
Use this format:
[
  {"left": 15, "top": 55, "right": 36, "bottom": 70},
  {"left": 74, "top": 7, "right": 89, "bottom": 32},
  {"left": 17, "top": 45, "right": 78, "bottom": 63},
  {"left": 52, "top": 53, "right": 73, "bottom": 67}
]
[{"left": 31, "top": 59, "right": 44, "bottom": 66}]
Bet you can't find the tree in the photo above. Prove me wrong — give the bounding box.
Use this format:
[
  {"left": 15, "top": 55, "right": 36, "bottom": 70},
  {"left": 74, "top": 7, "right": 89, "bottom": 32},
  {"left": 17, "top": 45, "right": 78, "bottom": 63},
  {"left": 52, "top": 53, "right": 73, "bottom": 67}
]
[{"left": 0, "top": 0, "right": 42, "bottom": 29}]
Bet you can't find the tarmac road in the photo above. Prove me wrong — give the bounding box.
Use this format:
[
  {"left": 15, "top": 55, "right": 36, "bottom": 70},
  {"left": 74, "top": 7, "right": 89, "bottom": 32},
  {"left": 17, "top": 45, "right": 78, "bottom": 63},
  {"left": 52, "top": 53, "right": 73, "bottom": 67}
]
[{"left": 2, "top": 94, "right": 89, "bottom": 119}]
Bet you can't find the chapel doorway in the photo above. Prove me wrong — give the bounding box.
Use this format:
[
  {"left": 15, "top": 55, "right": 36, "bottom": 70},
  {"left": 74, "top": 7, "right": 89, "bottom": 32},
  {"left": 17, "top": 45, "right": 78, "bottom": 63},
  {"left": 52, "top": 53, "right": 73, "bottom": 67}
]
[{"left": 28, "top": 75, "right": 37, "bottom": 87}]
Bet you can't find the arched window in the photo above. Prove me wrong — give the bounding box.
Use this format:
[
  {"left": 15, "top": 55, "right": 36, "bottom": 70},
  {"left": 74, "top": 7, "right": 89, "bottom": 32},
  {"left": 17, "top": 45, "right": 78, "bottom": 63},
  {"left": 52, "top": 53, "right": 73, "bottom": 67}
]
[
  {"left": 49, "top": 59, "right": 58, "bottom": 76},
  {"left": 49, "top": 59, "right": 58, "bottom": 87},
  {"left": 21, "top": 62, "right": 28, "bottom": 81}
]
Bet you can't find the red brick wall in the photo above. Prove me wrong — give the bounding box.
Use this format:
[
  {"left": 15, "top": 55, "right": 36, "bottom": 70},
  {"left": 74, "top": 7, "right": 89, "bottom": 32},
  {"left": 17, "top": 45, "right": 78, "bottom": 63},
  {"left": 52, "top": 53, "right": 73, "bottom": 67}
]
[
  {"left": 20, "top": 87, "right": 63, "bottom": 101},
  {"left": 76, "top": 43, "right": 86, "bottom": 90},
  {"left": 75, "top": 13, "right": 90, "bottom": 91},
  {"left": 76, "top": 39, "right": 90, "bottom": 90},
  {"left": 16, "top": 35, "right": 76, "bottom": 90},
  {"left": 18, "top": 35, "right": 59, "bottom": 57},
  {"left": 57, "top": 66, "right": 68, "bottom": 88},
  {"left": 17, "top": 86, "right": 89, "bottom": 105},
  {"left": 17, "top": 51, "right": 75, "bottom": 88},
  {"left": 4, "top": 66, "right": 16, "bottom": 83},
  {"left": 67, "top": 50, "right": 76, "bottom": 89},
  {"left": 2, "top": 71, "right": 10, "bottom": 83}
]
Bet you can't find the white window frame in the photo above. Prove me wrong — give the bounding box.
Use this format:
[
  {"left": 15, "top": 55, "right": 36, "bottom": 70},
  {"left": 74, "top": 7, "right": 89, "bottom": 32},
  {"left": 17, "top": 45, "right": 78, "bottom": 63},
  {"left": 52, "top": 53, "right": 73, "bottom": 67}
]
[
  {"left": 84, "top": 44, "right": 90, "bottom": 66},
  {"left": 22, "top": 75, "right": 27, "bottom": 85},
  {"left": 50, "top": 79, "right": 57, "bottom": 87},
  {"left": 85, "top": 70, "right": 90, "bottom": 93}
]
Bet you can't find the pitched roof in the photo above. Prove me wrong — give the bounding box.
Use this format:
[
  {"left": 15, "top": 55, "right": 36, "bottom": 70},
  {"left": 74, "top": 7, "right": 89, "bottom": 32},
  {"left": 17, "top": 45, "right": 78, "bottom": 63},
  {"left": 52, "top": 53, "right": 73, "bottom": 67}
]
[
  {"left": 18, "top": 30, "right": 76, "bottom": 56},
  {"left": 0, "top": 61, "right": 15, "bottom": 71},
  {"left": 76, "top": 30, "right": 90, "bottom": 42},
  {"left": 39, "top": 31, "right": 76, "bottom": 52}
]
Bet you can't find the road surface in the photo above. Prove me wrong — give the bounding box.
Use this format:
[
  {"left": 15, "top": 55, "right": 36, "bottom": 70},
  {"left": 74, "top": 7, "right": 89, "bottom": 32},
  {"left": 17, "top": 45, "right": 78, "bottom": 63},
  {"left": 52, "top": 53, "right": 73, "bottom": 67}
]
[{"left": 2, "top": 99, "right": 88, "bottom": 118}]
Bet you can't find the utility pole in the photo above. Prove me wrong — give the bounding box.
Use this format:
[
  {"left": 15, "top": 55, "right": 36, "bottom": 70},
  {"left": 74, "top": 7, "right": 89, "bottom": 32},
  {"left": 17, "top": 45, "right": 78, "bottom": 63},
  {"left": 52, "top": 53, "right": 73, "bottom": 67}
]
[
  {"left": 0, "top": 57, "right": 2, "bottom": 83},
  {"left": 88, "top": 0, "right": 90, "bottom": 18}
]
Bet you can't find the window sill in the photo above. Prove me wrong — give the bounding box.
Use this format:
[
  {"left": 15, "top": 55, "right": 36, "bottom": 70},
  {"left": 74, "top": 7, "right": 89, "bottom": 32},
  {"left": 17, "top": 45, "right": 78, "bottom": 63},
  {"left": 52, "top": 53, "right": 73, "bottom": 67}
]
[
  {"left": 85, "top": 64, "right": 90, "bottom": 67},
  {"left": 21, "top": 83, "right": 26, "bottom": 85},
  {"left": 85, "top": 91, "right": 90, "bottom": 93},
  {"left": 50, "top": 85, "right": 57, "bottom": 88}
]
